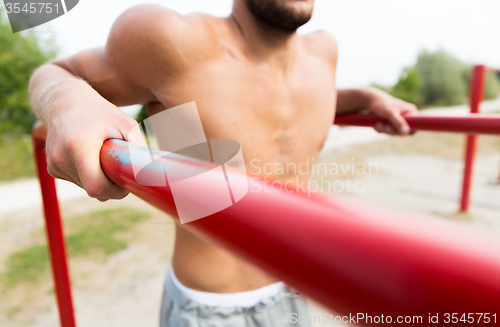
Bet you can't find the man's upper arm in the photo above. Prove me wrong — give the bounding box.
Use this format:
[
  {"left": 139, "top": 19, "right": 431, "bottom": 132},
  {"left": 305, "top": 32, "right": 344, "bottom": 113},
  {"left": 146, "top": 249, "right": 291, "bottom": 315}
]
[{"left": 52, "top": 4, "right": 197, "bottom": 106}]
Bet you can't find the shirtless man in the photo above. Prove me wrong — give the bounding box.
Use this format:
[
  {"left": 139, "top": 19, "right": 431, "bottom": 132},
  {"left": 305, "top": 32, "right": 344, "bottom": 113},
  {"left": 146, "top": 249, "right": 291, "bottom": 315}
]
[{"left": 29, "top": 0, "right": 417, "bottom": 325}]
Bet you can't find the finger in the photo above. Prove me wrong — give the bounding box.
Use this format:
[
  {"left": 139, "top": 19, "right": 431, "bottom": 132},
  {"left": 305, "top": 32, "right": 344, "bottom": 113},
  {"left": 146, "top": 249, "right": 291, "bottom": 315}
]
[
  {"left": 72, "top": 142, "right": 129, "bottom": 200},
  {"left": 46, "top": 153, "right": 83, "bottom": 187},
  {"left": 382, "top": 123, "right": 398, "bottom": 135},
  {"left": 375, "top": 122, "right": 397, "bottom": 135},
  {"left": 46, "top": 137, "right": 81, "bottom": 184},
  {"left": 52, "top": 154, "right": 85, "bottom": 189},
  {"left": 46, "top": 162, "right": 72, "bottom": 182},
  {"left": 385, "top": 111, "right": 411, "bottom": 135},
  {"left": 374, "top": 122, "right": 385, "bottom": 133}
]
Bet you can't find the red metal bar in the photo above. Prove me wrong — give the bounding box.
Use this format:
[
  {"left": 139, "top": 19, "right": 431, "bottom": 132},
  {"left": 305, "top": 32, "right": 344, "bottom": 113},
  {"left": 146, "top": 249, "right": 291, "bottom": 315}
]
[
  {"left": 461, "top": 134, "right": 478, "bottom": 211},
  {"left": 32, "top": 122, "right": 77, "bottom": 327},
  {"left": 334, "top": 112, "right": 500, "bottom": 135},
  {"left": 460, "top": 65, "right": 487, "bottom": 212},
  {"left": 99, "top": 139, "right": 500, "bottom": 322}
]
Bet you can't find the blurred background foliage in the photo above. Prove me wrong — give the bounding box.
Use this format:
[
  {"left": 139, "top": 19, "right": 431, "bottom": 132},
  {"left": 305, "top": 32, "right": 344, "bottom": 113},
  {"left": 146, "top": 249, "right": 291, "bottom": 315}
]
[
  {"left": 135, "top": 104, "right": 148, "bottom": 123},
  {"left": 0, "top": 8, "right": 57, "bottom": 134},
  {"left": 0, "top": 8, "right": 57, "bottom": 181},
  {"left": 374, "top": 50, "right": 500, "bottom": 108}
]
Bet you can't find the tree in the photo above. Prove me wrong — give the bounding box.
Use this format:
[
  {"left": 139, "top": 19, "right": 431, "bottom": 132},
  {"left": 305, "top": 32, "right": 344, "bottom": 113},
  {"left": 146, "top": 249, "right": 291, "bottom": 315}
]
[
  {"left": 389, "top": 67, "right": 422, "bottom": 106},
  {"left": 414, "top": 50, "right": 468, "bottom": 107},
  {"left": 0, "top": 8, "right": 56, "bottom": 134}
]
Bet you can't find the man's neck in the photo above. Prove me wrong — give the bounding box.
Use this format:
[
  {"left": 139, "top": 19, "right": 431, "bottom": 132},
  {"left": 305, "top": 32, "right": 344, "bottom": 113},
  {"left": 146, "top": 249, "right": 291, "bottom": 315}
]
[{"left": 230, "top": 1, "right": 299, "bottom": 72}]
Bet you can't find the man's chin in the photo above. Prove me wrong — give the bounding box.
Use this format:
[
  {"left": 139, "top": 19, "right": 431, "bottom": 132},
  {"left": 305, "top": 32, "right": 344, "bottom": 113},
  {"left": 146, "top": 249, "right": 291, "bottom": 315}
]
[{"left": 244, "top": 0, "right": 313, "bottom": 33}]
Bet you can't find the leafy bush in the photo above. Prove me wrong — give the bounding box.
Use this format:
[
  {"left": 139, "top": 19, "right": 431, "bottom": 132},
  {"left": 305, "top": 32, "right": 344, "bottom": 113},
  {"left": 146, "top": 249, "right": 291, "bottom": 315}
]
[
  {"left": 415, "top": 50, "right": 469, "bottom": 106},
  {"left": 0, "top": 8, "right": 56, "bottom": 134},
  {"left": 0, "top": 133, "right": 35, "bottom": 181},
  {"left": 383, "top": 50, "right": 500, "bottom": 108},
  {"left": 484, "top": 71, "right": 500, "bottom": 100},
  {"left": 389, "top": 68, "right": 423, "bottom": 106}
]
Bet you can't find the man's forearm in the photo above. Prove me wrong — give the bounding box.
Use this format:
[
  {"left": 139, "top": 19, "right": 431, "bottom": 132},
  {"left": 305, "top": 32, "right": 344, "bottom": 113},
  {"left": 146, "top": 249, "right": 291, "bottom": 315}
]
[
  {"left": 335, "top": 88, "right": 376, "bottom": 114},
  {"left": 28, "top": 63, "right": 102, "bottom": 126}
]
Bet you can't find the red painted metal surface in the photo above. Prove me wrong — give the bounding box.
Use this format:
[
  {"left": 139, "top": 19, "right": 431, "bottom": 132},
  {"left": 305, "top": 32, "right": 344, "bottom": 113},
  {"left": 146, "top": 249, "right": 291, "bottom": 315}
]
[
  {"left": 100, "top": 139, "right": 500, "bottom": 323},
  {"left": 334, "top": 112, "right": 500, "bottom": 135},
  {"left": 32, "top": 123, "right": 77, "bottom": 327},
  {"left": 460, "top": 65, "right": 487, "bottom": 212},
  {"left": 461, "top": 134, "right": 479, "bottom": 211}
]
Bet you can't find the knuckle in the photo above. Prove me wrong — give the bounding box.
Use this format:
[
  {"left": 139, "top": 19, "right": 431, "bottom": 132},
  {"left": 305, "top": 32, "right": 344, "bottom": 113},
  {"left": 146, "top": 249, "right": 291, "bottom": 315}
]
[
  {"left": 65, "top": 134, "right": 83, "bottom": 154},
  {"left": 125, "top": 115, "right": 138, "bottom": 126},
  {"left": 48, "top": 148, "right": 65, "bottom": 168},
  {"left": 46, "top": 164, "right": 60, "bottom": 178},
  {"left": 121, "top": 115, "right": 138, "bottom": 131},
  {"left": 85, "top": 182, "right": 106, "bottom": 199}
]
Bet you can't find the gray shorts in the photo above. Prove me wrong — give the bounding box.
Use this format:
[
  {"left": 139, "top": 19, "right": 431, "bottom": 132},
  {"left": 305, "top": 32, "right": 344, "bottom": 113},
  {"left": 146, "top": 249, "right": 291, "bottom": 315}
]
[{"left": 159, "top": 269, "right": 310, "bottom": 327}]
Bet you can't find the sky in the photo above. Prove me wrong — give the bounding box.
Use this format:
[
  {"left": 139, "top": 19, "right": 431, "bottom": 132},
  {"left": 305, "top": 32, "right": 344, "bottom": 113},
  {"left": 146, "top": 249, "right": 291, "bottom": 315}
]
[{"left": 17, "top": 0, "right": 500, "bottom": 88}]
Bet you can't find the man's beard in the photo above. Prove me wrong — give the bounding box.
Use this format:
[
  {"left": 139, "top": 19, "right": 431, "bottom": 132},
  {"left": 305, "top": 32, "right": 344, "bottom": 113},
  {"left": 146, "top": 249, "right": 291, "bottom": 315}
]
[{"left": 244, "top": 0, "right": 314, "bottom": 33}]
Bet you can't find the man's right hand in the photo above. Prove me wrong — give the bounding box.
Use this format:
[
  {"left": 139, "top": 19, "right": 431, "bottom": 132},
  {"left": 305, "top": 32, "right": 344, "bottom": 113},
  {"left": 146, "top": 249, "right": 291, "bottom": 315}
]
[{"left": 44, "top": 82, "right": 143, "bottom": 202}]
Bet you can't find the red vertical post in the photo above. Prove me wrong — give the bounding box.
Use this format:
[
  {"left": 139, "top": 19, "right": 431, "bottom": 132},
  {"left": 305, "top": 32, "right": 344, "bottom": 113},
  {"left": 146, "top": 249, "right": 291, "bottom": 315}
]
[
  {"left": 32, "top": 123, "right": 77, "bottom": 327},
  {"left": 460, "top": 65, "right": 487, "bottom": 212}
]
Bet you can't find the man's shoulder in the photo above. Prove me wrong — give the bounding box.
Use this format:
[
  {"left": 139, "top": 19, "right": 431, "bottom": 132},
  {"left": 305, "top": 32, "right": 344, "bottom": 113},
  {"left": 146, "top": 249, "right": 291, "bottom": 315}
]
[
  {"left": 107, "top": 5, "right": 220, "bottom": 70},
  {"left": 300, "top": 30, "right": 338, "bottom": 67}
]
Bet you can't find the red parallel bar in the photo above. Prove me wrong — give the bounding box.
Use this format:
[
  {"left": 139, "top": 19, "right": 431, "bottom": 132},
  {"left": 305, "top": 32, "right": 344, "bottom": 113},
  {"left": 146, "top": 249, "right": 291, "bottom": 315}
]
[
  {"left": 101, "top": 139, "right": 500, "bottom": 323},
  {"left": 334, "top": 112, "right": 500, "bottom": 135},
  {"left": 32, "top": 123, "right": 77, "bottom": 327},
  {"left": 461, "top": 65, "right": 487, "bottom": 212}
]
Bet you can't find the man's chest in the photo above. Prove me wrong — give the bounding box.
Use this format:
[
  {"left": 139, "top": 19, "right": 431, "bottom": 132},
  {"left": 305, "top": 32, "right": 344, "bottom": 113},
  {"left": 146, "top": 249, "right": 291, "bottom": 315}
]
[{"left": 156, "top": 57, "right": 336, "bottom": 139}]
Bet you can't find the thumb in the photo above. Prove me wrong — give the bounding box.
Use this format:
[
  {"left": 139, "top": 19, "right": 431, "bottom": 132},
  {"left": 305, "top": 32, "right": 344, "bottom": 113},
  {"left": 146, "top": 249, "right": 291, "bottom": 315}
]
[{"left": 122, "top": 120, "right": 148, "bottom": 147}]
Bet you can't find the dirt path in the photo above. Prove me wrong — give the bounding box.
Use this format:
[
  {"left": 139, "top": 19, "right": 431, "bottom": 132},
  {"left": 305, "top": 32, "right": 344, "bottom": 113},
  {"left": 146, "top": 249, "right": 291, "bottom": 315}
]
[{"left": 0, "top": 195, "right": 175, "bottom": 327}]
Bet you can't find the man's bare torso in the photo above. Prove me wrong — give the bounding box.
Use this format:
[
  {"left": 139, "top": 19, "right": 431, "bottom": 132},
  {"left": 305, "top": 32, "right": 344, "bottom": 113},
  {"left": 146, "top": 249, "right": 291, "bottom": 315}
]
[
  {"left": 142, "top": 12, "right": 337, "bottom": 292},
  {"left": 29, "top": 0, "right": 416, "bottom": 297}
]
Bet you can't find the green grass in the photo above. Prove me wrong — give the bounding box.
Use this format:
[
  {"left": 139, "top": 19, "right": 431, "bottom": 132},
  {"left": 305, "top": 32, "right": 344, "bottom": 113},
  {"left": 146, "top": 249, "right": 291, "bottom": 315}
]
[
  {"left": 1, "top": 244, "right": 49, "bottom": 287},
  {"left": 0, "top": 207, "right": 148, "bottom": 287},
  {"left": 0, "top": 133, "right": 35, "bottom": 182}
]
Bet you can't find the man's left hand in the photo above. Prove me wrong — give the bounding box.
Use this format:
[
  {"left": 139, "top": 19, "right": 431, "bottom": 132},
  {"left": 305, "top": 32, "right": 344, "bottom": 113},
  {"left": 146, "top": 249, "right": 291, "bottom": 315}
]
[{"left": 365, "top": 88, "right": 418, "bottom": 135}]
